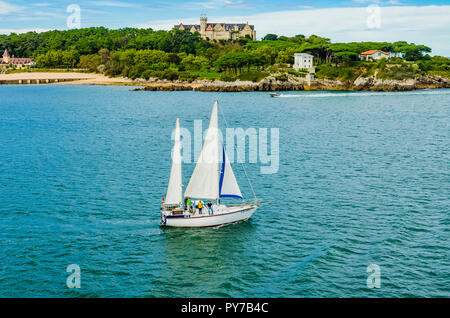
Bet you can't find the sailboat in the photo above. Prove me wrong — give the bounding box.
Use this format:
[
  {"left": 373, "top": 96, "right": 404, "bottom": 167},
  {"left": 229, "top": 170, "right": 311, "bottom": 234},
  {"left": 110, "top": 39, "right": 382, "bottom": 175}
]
[{"left": 160, "top": 100, "right": 258, "bottom": 227}]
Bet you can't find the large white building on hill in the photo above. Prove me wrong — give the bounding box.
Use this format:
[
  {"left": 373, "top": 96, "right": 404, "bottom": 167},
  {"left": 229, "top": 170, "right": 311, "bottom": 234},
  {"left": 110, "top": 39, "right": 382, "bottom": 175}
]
[{"left": 174, "top": 15, "right": 256, "bottom": 41}]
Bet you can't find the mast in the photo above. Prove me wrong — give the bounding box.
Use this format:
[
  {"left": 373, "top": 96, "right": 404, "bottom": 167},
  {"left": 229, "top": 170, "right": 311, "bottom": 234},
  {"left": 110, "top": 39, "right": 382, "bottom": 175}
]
[{"left": 217, "top": 100, "right": 220, "bottom": 204}]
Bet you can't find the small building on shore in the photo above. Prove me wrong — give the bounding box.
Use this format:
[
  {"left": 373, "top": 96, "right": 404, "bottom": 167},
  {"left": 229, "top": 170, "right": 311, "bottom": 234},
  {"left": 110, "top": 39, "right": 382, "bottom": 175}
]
[
  {"left": 293, "top": 53, "right": 315, "bottom": 73},
  {"left": 360, "top": 50, "right": 390, "bottom": 61},
  {"left": 0, "top": 49, "right": 35, "bottom": 69},
  {"left": 174, "top": 15, "right": 256, "bottom": 41}
]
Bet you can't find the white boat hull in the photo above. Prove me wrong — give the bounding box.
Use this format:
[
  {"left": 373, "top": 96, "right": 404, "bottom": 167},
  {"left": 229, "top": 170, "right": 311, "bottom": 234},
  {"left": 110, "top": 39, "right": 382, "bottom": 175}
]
[{"left": 160, "top": 204, "right": 257, "bottom": 228}]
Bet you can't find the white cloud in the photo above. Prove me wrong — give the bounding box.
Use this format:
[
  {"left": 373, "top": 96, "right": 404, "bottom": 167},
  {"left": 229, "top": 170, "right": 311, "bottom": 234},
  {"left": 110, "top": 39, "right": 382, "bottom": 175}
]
[
  {"left": 89, "top": 1, "right": 140, "bottom": 8},
  {"left": 138, "top": 5, "right": 450, "bottom": 56},
  {"left": 191, "top": 0, "right": 254, "bottom": 10},
  {"left": 0, "top": 28, "right": 50, "bottom": 35},
  {"left": 352, "top": 0, "right": 401, "bottom": 3},
  {"left": 0, "top": 1, "right": 24, "bottom": 15},
  {"left": 32, "top": 3, "right": 54, "bottom": 7},
  {"left": 12, "top": 11, "right": 66, "bottom": 21}
]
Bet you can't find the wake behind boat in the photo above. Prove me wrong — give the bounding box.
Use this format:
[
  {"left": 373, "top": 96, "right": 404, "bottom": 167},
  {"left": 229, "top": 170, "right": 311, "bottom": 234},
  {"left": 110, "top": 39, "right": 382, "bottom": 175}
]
[{"left": 160, "top": 101, "right": 258, "bottom": 228}]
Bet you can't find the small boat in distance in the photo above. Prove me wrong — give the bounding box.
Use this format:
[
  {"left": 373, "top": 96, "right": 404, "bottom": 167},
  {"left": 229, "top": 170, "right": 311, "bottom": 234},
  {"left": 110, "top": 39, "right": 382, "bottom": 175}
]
[
  {"left": 160, "top": 100, "right": 259, "bottom": 228},
  {"left": 270, "top": 92, "right": 281, "bottom": 97}
]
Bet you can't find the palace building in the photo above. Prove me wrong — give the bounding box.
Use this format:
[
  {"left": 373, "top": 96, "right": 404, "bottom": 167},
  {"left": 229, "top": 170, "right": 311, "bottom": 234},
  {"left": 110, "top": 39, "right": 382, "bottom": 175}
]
[
  {"left": 174, "top": 15, "right": 256, "bottom": 41},
  {"left": 0, "top": 49, "right": 35, "bottom": 69}
]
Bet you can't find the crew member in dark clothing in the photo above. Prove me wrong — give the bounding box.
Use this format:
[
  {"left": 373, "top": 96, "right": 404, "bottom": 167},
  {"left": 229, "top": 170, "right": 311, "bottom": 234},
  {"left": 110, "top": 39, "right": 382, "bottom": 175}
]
[{"left": 207, "top": 201, "right": 213, "bottom": 215}]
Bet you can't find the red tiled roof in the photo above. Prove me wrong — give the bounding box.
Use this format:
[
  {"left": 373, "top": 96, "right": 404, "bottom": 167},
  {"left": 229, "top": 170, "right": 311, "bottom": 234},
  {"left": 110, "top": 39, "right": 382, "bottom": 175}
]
[
  {"left": 11, "top": 58, "right": 33, "bottom": 63},
  {"left": 361, "top": 50, "right": 389, "bottom": 56},
  {"left": 0, "top": 57, "right": 34, "bottom": 64}
]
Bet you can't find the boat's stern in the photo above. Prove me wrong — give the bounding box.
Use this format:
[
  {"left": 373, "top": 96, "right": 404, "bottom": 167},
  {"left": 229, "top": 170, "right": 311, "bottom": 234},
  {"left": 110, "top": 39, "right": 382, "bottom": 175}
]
[
  {"left": 159, "top": 212, "right": 167, "bottom": 226},
  {"left": 160, "top": 207, "right": 185, "bottom": 226}
]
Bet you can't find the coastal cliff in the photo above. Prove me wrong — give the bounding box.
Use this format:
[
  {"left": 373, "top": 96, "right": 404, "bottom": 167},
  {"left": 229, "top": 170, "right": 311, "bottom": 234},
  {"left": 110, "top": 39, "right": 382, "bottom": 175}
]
[{"left": 133, "top": 74, "right": 450, "bottom": 92}]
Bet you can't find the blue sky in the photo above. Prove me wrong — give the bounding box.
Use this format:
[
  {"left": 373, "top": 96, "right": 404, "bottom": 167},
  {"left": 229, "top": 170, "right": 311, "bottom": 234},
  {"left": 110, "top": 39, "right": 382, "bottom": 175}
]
[{"left": 1, "top": 0, "right": 450, "bottom": 55}]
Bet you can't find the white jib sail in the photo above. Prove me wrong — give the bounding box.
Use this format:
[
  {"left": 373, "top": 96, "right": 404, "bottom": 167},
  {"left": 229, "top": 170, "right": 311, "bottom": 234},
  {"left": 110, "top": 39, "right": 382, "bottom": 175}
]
[
  {"left": 184, "top": 101, "right": 219, "bottom": 199},
  {"left": 219, "top": 148, "right": 243, "bottom": 199},
  {"left": 165, "top": 118, "right": 182, "bottom": 205}
]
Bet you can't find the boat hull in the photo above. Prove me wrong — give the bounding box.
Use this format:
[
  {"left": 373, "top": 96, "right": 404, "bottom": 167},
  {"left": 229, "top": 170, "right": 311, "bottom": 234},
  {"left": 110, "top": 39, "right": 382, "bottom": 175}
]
[{"left": 161, "top": 205, "right": 257, "bottom": 228}]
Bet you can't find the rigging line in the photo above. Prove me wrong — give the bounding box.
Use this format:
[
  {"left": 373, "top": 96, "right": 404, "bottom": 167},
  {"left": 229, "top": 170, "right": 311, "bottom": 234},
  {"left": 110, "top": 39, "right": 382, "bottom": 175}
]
[{"left": 218, "top": 101, "right": 257, "bottom": 202}]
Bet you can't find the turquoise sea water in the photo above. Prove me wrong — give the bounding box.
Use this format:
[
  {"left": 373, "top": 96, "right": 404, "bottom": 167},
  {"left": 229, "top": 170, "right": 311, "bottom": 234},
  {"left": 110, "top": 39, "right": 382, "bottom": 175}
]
[{"left": 0, "top": 85, "right": 449, "bottom": 297}]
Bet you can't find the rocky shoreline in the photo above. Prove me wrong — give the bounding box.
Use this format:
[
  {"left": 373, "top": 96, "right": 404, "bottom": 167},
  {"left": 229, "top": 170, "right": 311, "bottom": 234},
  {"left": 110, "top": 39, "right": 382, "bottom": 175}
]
[
  {"left": 2, "top": 72, "right": 447, "bottom": 91},
  {"left": 132, "top": 74, "right": 450, "bottom": 92}
]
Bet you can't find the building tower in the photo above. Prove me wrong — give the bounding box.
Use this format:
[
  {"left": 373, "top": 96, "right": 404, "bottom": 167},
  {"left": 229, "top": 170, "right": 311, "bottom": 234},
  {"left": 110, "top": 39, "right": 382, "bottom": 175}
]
[
  {"left": 200, "top": 14, "right": 207, "bottom": 36},
  {"left": 3, "top": 49, "right": 10, "bottom": 64}
]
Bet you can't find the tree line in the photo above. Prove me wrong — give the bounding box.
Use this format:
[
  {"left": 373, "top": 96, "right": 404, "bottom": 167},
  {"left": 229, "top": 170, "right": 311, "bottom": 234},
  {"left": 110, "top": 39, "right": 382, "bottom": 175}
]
[{"left": 0, "top": 27, "right": 447, "bottom": 81}]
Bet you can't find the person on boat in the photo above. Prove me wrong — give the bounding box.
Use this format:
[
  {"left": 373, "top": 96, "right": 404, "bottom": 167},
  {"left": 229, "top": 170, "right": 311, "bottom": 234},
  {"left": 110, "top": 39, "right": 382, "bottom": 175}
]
[
  {"left": 207, "top": 201, "right": 213, "bottom": 215},
  {"left": 198, "top": 200, "right": 203, "bottom": 214},
  {"left": 161, "top": 197, "right": 165, "bottom": 208},
  {"left": 186, "top": 197, "right": 191, "bottom": 209},
  {"left": 184, "top": 197, "right": 188, "bottom": 210},
  {"left": 186, "top": 198, "right": 193, "bottom": 213}
]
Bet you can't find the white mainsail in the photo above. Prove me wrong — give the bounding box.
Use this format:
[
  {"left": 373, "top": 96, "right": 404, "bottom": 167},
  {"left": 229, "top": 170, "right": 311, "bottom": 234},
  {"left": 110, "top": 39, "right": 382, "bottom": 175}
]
[
  {"left": 184, "top": 101, "right": 220, "bottom": 199},
  {"left": 165, "top": 118, "right": 182, "bottom": 205},
  {"left": 219, "top": 147, "right": 243, "bottom": 199}
]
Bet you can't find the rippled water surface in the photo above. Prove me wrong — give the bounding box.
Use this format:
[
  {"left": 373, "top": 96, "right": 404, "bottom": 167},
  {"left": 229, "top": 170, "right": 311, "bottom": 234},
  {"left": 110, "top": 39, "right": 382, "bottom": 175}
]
[{"left": 0, "top": 86, "right": 449, "bottom": 297}]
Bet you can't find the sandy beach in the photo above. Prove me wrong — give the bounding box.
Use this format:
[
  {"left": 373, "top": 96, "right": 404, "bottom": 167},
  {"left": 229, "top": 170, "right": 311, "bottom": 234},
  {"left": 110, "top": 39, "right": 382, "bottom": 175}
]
[{"left": 0, "top": 72, "right": 134, "bottom": 85}]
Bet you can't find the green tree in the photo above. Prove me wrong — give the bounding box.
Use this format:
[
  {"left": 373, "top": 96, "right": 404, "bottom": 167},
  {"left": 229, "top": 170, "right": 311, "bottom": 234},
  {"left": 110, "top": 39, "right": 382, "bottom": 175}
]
[
  {"left": 275, "top": 47, "right": 297, "bottom": 64},
  {"left": 180, "top": 55, "right": 210, "bottom": 70},
  {"left": 79, "top": 54, "right": 101, "bottom": 70},
  {"left": 403, "top": 44, "right": 432, "bottom": 61},
  {"left": 288, "top": 34, "right": 305, "bottom": 44},
  {"left": 262, "top": 34, "right": 278, "bottom": 41},
  {"left": 165, "top": 53, "right": 181, "bottom": 65},
  {"left": 334, "top": 51, "right": 359, "bottom": 64},
  {"left": 253, "top": 45, "right": 278, "bottom": 65},
  {"left": 98, "top": 48, "right": 112, "bottom": 64},
  {"left": 215, "top": 52, "right": 261, "bottom": 73},
  {"left": 62, "top": 49, "right": 80, "bottom": 68}
]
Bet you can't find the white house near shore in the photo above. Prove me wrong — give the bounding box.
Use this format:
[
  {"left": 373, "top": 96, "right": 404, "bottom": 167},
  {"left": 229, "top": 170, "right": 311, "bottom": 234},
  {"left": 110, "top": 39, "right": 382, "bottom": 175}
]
[
  {"left": 293, "top": 53, "right": 315, "bottom": 73},
  {"left": 360, "top": 50, "right": 390, "bottom": 61}
]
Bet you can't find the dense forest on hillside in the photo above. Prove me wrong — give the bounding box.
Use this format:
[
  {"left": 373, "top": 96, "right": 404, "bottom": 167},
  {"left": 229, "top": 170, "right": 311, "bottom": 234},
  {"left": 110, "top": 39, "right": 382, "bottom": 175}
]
[{"left": 1, "top": 27, "right": 449, "bottom": 82}]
